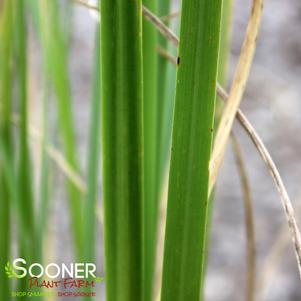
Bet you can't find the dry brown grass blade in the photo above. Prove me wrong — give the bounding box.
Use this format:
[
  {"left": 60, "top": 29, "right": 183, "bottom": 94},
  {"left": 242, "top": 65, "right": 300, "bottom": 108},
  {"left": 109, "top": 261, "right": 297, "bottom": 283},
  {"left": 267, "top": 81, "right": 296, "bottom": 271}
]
[
  {"left": 73, "top": 0, "right": 301, "bottom": 281},
  {"left": 210, "top": 0, "right": 264, "bottom": 190},
  {"left": 11, "top": 114, "right": 86, "bottom": 191},
  {"left": 13, "top": 116, "right": 106, "bottom": 227},
  {"left": 215, "top": 85, "right": 301, "bottom": 280},
  {"left": 231, "top": 134, "right": 256, "bottom": 301},
  {"left": 157, "top": 46, "right": 177, "bottom": 65},
  {"left": 160, "top": 11, "right": 180, "bottom": 22},
  {"left": 142, "top": 6, "right": 179, "bottom": 47},
  {"left": 234, "top": 108, "right": 301, "bottom": 279}
]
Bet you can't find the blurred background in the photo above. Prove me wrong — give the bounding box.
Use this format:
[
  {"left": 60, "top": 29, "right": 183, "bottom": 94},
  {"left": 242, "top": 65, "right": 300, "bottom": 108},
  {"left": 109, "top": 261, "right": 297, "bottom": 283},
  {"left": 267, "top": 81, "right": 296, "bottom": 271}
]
[{"left": 19, "top": 0, "right": 301, "bottom": 300}]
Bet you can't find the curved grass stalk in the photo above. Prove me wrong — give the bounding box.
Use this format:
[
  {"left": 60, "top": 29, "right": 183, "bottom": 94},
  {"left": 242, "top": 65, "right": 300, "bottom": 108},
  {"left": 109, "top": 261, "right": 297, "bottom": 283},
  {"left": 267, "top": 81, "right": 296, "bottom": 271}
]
[
  {"left": 231, "top": 134, "right": 256, "bottom": 301},
  {"left": 160, "top": 0, "right": 222, "bottom": 300},
  {"left": 233, "top": 108, "right": 301, "bottom": 279},
  {"left": 100, "top": 0, "right": 144, "bottom": 300},
  {"left": 218, "top": 85, "right": 301, "bottom": 280}
]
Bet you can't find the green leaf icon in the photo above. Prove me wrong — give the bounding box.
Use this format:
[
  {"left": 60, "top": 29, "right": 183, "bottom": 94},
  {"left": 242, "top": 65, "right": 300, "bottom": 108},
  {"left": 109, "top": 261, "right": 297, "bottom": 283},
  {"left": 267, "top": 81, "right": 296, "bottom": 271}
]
[{"left": 5, "top": 262, "right": 18, "bottom": 279}]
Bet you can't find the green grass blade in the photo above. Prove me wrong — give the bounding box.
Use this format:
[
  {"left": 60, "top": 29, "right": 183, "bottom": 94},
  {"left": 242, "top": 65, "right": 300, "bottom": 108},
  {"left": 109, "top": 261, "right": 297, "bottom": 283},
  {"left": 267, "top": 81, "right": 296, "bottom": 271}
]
[
  {"left": 83, "top": 28, "right": 101, "bottom": 263},
  {"left": 100, "top": 0, "right": 144, "bottom": 299},
  {"left": 36, "top": 0, "right": 83, "bottom": 258},
  {"left": 42, "top": 0, "right": 83, "bottom": 256},
  {"left": 82, "top": 24, "right": 101, "bottom": 301},
  {"left": 157, "top": 0, "right": 172, "bottom": 182},
  {"left": 215, "top": 0, "right": 233, "bottom": 122},
  {"left": 14, "top": 1, "right": 36, "bottom": 296},
  {"left": 14, "top": 0, "right": 35, "bottom": 255},
  {"left": 217, "top": 0, "right": 233, "bottom": 87},
  {"left": 161, "top": 0, "right": 222, "bottom": 300},
  {"left": 0, "top": 146, "right": 11, "bottom": 301},
  {"left": 0, "top": 1, "right": 13, "bottom": 299},
  {"left": 37, "top": 80, "right": 51, "bottom": 262},
  {"left": 0, "top": 141, "right": 29, "bottom": 250},
  {"left": 205, "top": 0, "right": 233, "bottom": 276},
  {"left": 157, "top": 24, "right": 178, "bottom": 190},
  {"left": 142, "top": 1, "right": 159, "bottom": 300}
]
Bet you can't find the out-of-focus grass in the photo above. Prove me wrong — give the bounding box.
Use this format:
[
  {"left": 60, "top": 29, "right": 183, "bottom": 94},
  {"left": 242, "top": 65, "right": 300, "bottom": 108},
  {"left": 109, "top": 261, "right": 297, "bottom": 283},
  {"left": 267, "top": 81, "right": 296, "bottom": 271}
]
[
  {"left": 34, "top": 0, "right": 84, "bottom": 258},
  {"left": 83, "top": 27, "right": 101, "bottom": 264},
  {"left": 0, "top": 0, "right": 13, "bottom": 299},
  {"left": 36, "top": 80, "right": 51, "bottom": 261}
]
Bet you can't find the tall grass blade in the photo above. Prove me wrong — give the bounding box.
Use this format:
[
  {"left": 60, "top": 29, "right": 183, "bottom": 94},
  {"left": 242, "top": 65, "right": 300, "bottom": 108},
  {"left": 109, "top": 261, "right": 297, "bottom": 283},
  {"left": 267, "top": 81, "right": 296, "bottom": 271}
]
[
  {"left": 217, "top": 0, "right": 233, "bottom": 88},
  {"left": 215, "top": 0, "right": 233, "bottom": 122},
  {"left": 0, "top": 0, "right": 13, "bottom": 299},
  {"left": 101, "top": 0, "right": 144, "bottom": 300},
  {"left": 14, "top": 0, "right": 36, "bottom": 257},
  {"left": 37, "top": 81, "right": 51, "bottom": 262},
  {"left": 36, "top": 0, "right": 83, "bottom": 257},
  {"left": 13, "top": 1, "right": 36, "bottom": 297},
  {"left": 204, "top": 0, "right": 234, "bottom": 279},
  {"left": 157, "top": 0, "right": 172, "bottom": 181},
  {"left": 142, "top": 0, "right": 159, "bottom": 299},
  {"left": 157, "top": 7, "right": 178, "bottom": 199},
  {"left": 161, "top": 0, "right": 222, "bottom": 300},
  {"left": 83, "top": 28, "right": 101, "bottom": 263}
]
